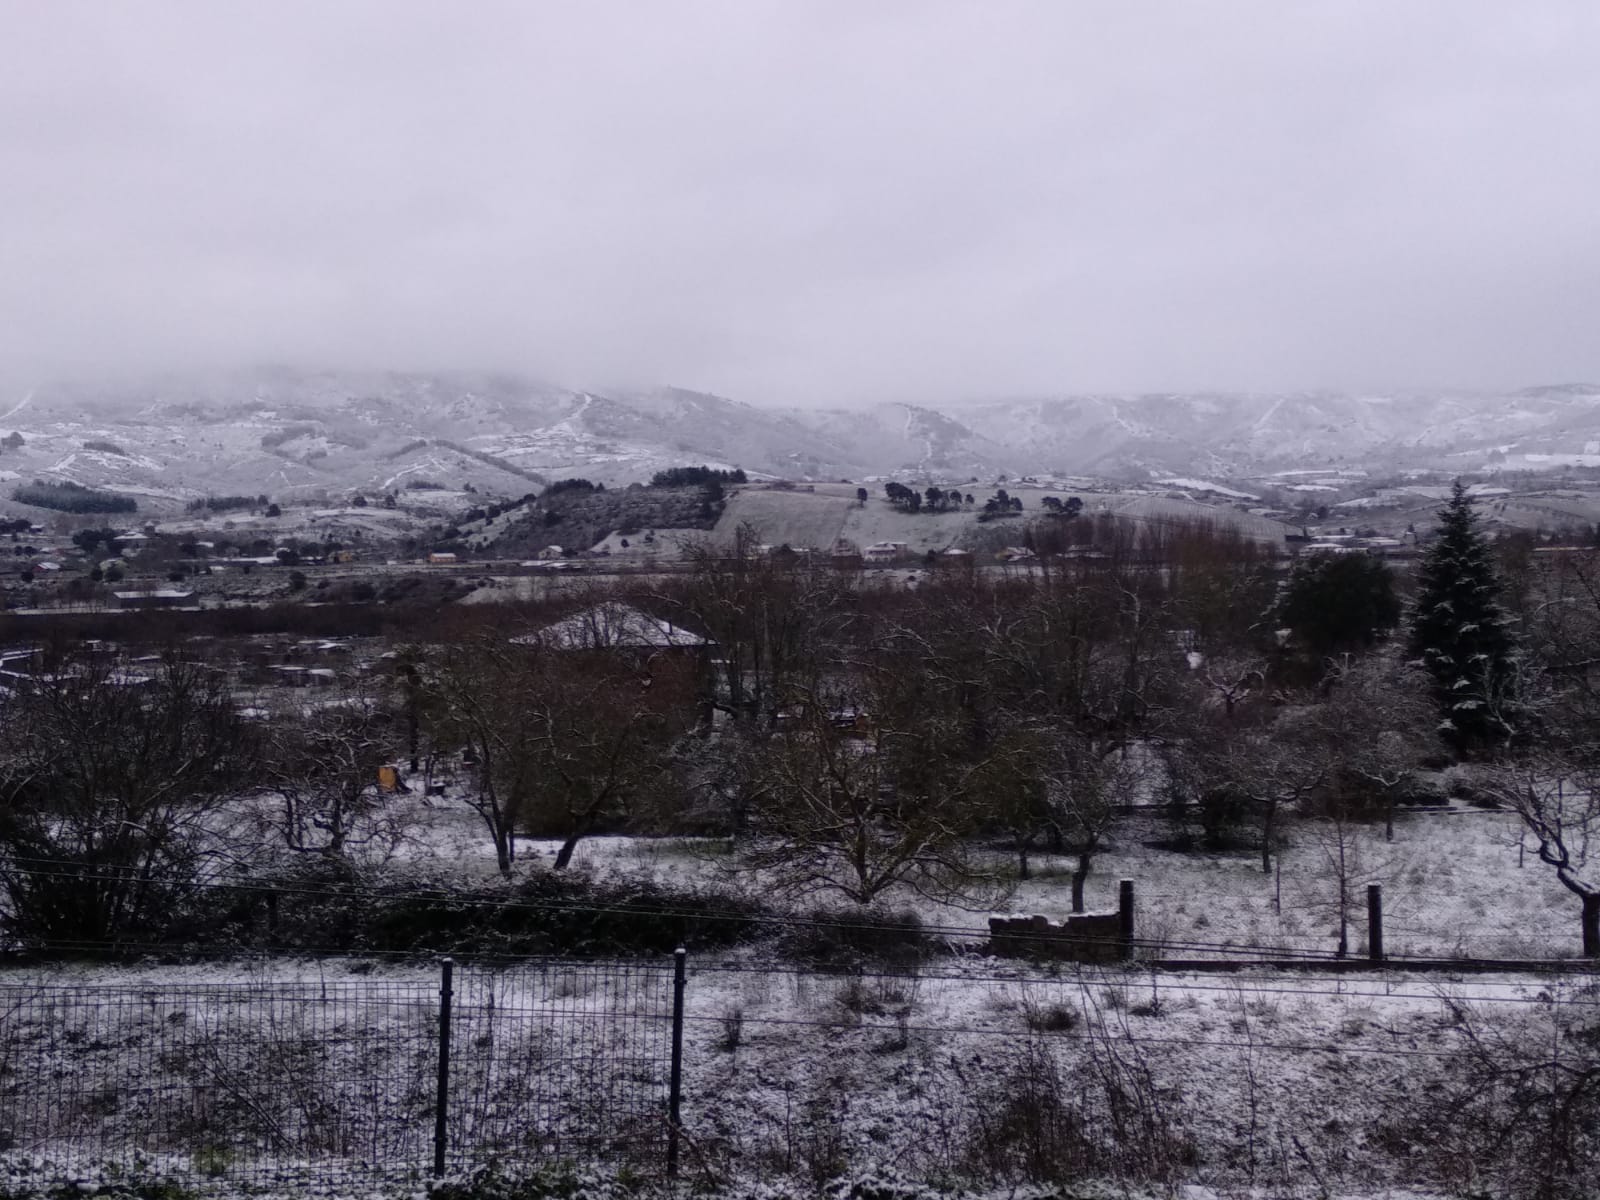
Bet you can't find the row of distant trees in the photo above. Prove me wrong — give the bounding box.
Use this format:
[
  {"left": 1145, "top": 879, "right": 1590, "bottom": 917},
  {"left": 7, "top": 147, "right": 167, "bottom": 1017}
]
[{"left": 880, "top": 481, "right": 1087, "bottom": 517}]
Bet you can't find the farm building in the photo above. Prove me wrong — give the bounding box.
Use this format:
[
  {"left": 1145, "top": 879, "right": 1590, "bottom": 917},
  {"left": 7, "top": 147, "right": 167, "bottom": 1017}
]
[
  {"left": 862, "top": 541, "right": 908, "bottom": 564},
  {"left": 996, "top": 545, "right": 1037, "bottom": 562}
]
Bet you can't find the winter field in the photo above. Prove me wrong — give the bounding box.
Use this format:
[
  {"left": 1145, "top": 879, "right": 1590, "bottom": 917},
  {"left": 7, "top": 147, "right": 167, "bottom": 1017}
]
[
  {"left": 4, "top": 950, "right": 1589, "bottom": 1200},
  {"left": 3, "top": 797, "right": 1596, "bottom": 1199},
  {"left": 701, "top": 485, "right": 1288, "bottom": 562},
  {"left": 404, "top": 801, "right": 1586, "bottom": 964}
]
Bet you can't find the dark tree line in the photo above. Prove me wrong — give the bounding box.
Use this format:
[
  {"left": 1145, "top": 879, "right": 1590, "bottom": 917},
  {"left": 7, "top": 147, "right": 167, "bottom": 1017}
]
[
  {"left": 650, "top": 466, "right": 747, "bottom": 488},
  {"left": 12, "top": 479, "right": 137, "bottom": 513}
]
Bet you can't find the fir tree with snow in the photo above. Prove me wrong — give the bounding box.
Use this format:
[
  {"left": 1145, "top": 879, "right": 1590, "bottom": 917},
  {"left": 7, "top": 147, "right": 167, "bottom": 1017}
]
[{"left": 1406, "top": 480, "right": 1519, "bottom": 754}]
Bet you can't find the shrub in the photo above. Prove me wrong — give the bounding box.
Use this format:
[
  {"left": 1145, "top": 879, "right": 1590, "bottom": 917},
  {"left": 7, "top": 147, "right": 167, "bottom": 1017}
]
[
  {"left": 235, "top": 867, "right": 772, "bottom": 958},
  {"left": 544, "top": 478, "right": 601, "bottom": 496},
  {"left": 777, "top": 907, "right": 929, "bottom": 968}
]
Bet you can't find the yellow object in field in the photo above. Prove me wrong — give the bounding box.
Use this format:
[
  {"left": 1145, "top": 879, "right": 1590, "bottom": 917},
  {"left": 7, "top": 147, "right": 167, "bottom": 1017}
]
[{"left": 377, "top": 764, "right": 399, "bottom": 792}]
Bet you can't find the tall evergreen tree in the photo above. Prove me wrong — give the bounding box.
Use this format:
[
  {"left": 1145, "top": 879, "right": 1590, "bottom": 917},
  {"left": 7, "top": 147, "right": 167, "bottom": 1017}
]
[{"left": 1407, "top": 480, "right": 1519, "bottom": 752}]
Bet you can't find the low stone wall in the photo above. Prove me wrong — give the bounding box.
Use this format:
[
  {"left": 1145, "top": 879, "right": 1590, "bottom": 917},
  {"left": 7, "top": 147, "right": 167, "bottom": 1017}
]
[{"left": 988, "top": 911, "right": 1128, "bottom": 962}]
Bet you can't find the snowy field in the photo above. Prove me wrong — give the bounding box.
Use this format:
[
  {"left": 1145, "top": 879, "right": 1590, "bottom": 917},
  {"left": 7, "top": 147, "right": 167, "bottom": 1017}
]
[
  {"left": 469, "top": 807, "right": 1583, "bottom": 964},
  {"left": 1, "top": 950, "right": 1586, "bottom": 1199},
  {"left": 704, "top": 484, "right": 1288, "bottom": 561},
  {"left": 1, "top": 797, "right": 1593, "bottom": 1197}
]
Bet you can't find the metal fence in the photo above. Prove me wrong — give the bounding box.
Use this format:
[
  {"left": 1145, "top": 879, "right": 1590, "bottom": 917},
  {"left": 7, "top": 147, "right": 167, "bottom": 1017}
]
[
  {"left": 4, "top": 952, "right": 1600, "bottom": 1196},
  {"left": 0, "top": 958, "right": 679, "bottom": 1191}
]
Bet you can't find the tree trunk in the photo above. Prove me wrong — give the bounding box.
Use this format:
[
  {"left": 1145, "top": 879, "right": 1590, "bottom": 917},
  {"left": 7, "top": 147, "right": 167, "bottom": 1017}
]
[
  {"left": 1261, "top": 800, "right": 1276, "bottom": 875},
  {"left": 1071, "top": 852, "right": 1091, "bottom": 913},
  {"left": 1584, "top": 893, "right": 1599, "bottom": 959},
  {"left": 1016, "top": 833, "right": 1032, "bottom": 882},
  {"left": 553, "top": 832, "right": 583, "bottom": 871}
]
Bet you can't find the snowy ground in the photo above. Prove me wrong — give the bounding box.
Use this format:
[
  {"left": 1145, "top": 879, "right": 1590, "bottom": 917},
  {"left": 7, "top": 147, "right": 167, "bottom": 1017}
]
[
  {"left": 209, "top": 779, "right": 1589, "bottom": 964},
  {"left": 443, "top": 806, "right": 1583, "bottom": 963},
  {"left": 0, "top": 950, "right": 1583, "bottom": 1198},
  {"left": 1, "top": 798, "right": 1592, "bottom": 1196}
]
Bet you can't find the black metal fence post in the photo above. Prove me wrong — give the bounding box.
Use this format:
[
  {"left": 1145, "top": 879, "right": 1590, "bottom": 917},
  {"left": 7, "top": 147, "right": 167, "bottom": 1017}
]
[
  {"left": 1118, "top": 880, "right": 1135, "bottom": 960},
  {"left": 433, "top": 957, "right": 454, "bottom": 1177},
  {"left": 667, "top": 946, "right": 687, "bottom": 1177},
  {"left": 1367, "top": 884, "right": 1384, "bottom": 964}
]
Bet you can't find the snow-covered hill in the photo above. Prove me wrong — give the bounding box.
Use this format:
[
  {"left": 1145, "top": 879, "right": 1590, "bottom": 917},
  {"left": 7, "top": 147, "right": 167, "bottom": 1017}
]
[{"left": 0, "top": 370, "right": 1596, "bottom": 519}]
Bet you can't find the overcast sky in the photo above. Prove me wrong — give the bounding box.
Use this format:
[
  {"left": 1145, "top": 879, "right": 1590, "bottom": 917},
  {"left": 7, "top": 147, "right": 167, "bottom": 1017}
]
[{"left": 4, "top": 2, "right": 1599, "bottom": 405}]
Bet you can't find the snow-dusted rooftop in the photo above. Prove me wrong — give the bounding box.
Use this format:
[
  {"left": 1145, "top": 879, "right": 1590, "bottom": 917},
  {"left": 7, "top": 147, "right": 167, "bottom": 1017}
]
[{"left": 511, "top": 601, "right": 709, "bottom": 650}]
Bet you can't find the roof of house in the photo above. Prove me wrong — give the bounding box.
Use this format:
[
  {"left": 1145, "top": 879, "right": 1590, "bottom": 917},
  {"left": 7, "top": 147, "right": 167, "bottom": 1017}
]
[
  {"left": 511, "top": 602, "right": 710, "bottom": 650},
  {"left": 113, "top": 589, "right": 196, "bottom": 601}
]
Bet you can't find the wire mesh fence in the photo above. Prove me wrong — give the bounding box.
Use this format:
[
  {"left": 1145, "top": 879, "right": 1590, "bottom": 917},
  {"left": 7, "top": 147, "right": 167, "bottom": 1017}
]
[
  {"left": 0, "top": 960, "right": 677, "bottom": 1192},
  {"left": 443, "top": 958, "right": 677, "bottom": 1172},
  {"left": 3, "top": 950, "right": 1599, "bottom": 1196},
  {"left": 0, "top": 976, "right": 439, "bottom": 1188}
]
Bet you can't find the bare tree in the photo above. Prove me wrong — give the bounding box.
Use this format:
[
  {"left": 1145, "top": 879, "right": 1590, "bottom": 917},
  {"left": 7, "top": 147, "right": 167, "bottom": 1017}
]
[
  {"left": 986, "top": 723, "right": 1136, "bottom": 908},
  {"left": 1318, "top": 654, "right": 1441, "bottom": 841},
  {"left": 0, "top": 653, "right": 255, "bottom": 948},
  {"left": 258, "top": 681, "right": 406, "bottom": 861},
  {"left": 1055, "top": 740, "right": 1143, "bottom": 912},
  {"left": 737, "top": 673, "right": 1009, "bottom": 908},
  {"left": 420, "top": 639, "right": 528, "bottom": 875},
  {"left": 1173, "top": 705, "right": 1334, "bottom": 874},
  {"left": 656, "top": 524, "right": 853, "bottom": 734},
  {"left": 1410, "top": 980, "right": 1600, "bottom": 1198},
  {"left": 421, "top": 632, "right": 697, "bottom": 874},
  {"left": 519, "top": 649, "right": 692, "bottom": 870},
  {"left": 1490, "top": 764, "right": 1600, "bottom": 956}
]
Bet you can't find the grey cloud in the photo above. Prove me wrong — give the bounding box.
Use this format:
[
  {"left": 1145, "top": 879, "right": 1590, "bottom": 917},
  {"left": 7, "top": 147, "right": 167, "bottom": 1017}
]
[{"left": 3, "top": 1, "right": 1599, "bottom": 402}]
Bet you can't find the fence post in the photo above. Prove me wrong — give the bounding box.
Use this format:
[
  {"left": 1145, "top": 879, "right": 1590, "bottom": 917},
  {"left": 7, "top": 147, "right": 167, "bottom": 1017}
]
[
  {"left": 1118, "top": 880, "right": 1135, "bottom": 960},
  {"left": 1367, "top": 884, "right": 1384, "bottom": 965},
  {"left": 433, "top": 957, "right": 454, "bottom": 1177},
  {"left": 667, "top": 946, "right": 687, "bottom": 1178}
]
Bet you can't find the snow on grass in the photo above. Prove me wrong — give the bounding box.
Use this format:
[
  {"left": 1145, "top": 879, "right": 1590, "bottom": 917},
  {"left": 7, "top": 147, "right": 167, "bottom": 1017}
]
[
  {"left": 0, "top": 948, "right": 1581, "bottom": 1198},
  {"left": 374, "top": 796, "right": 1584, "bottom": 963},
  {"left": 0, "top": 795, "right": 1590, "bottom": 1195},
  {"left": 1154, "top": 478, "right": 1261, "bottom": 501}
]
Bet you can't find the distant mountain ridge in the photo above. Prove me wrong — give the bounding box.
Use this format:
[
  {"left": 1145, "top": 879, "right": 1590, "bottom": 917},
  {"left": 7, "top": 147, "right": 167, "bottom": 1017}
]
[{"left": 1, "top": 369, "right": 1597, "bottom": 515}]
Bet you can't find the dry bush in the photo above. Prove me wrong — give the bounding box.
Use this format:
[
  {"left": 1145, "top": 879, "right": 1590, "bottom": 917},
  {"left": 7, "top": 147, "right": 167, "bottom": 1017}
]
[
  {"left": 960, "top": 1020, "right": 1190, "bottom": 1188},
  {"left": 1383, "top": 987, "right": 1600, "bottom": 1200},
  {"left": 716, "top": 1004, "right": 745, "bottom": 1053}
]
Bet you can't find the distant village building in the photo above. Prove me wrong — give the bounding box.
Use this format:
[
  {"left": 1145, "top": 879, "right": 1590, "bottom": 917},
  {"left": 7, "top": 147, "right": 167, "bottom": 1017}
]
[
  {"left": 511, "top": 601, "right": 709, "bottom": 652},
  {"left": 113, "top": 589, "right": 195, "bottom": 609},
  {"left": 862, "top": 541, "right": 908, "bottom": 564},
  {"left": 427, "top": 552, "right": 458, "bottom": 565}
]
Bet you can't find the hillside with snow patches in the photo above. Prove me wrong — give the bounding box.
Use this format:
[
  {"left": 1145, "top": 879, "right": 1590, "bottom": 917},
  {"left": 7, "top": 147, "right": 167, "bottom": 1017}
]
[{"left": 0, "top": 370, "right": 1597, "bottom": 517}]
